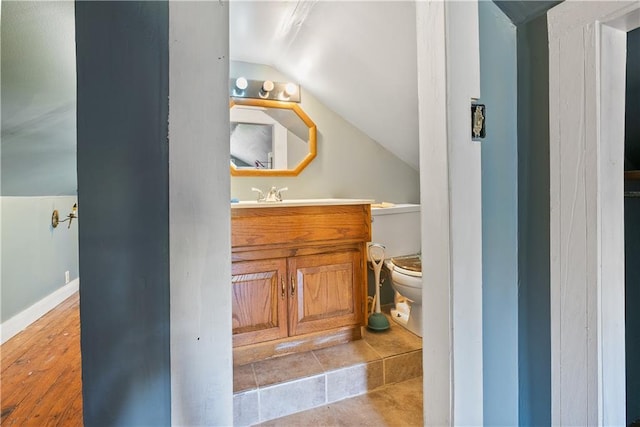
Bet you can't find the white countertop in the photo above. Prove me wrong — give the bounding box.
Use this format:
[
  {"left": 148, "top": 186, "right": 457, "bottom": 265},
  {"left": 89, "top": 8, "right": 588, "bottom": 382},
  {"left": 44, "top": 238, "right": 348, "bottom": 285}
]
[{"left": 231, "top": 198, "right": 374, "bottom": 209}]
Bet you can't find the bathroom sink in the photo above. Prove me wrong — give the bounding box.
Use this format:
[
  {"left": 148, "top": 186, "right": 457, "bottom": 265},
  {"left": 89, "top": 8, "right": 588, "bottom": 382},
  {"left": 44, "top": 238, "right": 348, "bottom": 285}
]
[{"left": 231, "top": 198, "right": 374, "bottom": 208}]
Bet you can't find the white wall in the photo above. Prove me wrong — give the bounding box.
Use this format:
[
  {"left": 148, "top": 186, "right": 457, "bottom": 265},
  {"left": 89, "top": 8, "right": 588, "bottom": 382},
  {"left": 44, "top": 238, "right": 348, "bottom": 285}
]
[
  {"left": 169, "top": 2, "right": 233, "bottom": 425},
  {"left": 229, "top": 62, "right": 420, "bottom": 204}
]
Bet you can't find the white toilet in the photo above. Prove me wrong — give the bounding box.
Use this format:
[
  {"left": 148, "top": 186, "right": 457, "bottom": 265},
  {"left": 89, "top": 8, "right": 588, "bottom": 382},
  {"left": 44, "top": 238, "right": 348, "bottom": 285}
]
[
  {"left": 387, "top": 254, "right": 422, "bottom": 337},
  {"left": 370, "top": 204, "right": 422, "bottom": 337}
]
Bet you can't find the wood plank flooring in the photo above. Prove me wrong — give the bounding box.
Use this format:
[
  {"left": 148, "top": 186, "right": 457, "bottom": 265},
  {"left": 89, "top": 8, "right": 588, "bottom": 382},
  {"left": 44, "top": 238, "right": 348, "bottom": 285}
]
[{"left": 1, "top": 293, "right": 82, "bottom": 426}]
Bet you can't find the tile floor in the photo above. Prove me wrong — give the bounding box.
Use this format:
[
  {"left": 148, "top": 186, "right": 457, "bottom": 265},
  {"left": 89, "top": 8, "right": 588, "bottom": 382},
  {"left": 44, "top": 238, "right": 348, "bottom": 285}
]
[
  {"left": 233, "top": 315, "right": 422, "bottom": 426},
  {"left": 258, "top": 376, "right": 423, "bottom": 426}
]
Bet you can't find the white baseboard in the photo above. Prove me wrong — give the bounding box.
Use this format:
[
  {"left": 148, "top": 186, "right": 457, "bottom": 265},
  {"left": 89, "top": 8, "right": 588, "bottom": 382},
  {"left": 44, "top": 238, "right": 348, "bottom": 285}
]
[{"left": 1, "top": 278, "right": 79, "bottom": 344}]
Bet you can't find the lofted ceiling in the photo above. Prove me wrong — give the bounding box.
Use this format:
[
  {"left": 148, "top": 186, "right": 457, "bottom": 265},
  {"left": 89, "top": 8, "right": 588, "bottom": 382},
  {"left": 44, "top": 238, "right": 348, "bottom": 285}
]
[
  {"left": 230, "top": 1, "right": 420, "bottom": 169},
  {"left": 229, "top": 1, "right": 564, "bottom": 171},
  {"left": 1, "top": 1, "right": 77, "bottom": 196},
  {"left": 1, "top": 1, "right": 566, "bottom": 196}
]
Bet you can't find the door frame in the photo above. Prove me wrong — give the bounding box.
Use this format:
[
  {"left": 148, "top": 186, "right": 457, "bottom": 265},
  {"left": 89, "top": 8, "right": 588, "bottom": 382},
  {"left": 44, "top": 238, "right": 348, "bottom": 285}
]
[
  {"left": 416, "top": 2, "right": 484, "bottom": 425},
  {"left": 548, "top": 2, "right": 640, "bottom": 424}
]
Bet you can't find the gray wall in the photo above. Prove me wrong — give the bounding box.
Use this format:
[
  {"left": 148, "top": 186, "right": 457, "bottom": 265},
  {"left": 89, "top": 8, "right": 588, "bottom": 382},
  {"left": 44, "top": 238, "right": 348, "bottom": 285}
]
[
  {"left": 230, "top": 61, "right": 420, "bottom": 204},
  {"left": 1, "top": 196, "right": 79, "bottom": 322},
  {"left": 75, "top": 2, "right": 170, "bottom": 424},
  {"left": 0, "top": 1, "right": 79, "bottom": 325},
  {"left": 478, "top": 2, "right": 519, "bottom": 425},
  {"left": 517, "top": 13, "right": 551, "bottom": 426},
  {"left": 626, "top": 27, "right": 640, "bottom": 426},
  {"left": 169, "top": 1, "right": 233, "bottom": 424}
]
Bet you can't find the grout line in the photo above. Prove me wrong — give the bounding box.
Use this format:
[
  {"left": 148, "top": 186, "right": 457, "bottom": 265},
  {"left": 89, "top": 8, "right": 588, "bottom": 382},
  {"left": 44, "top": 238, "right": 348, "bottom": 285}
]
[
  {"left": 361, "top": 337, "right": 385, "bottom": 360},
  {"left": 382, "top": 357, "right": 387, "bottom": 385},
  {"left": 250, "top": 363, "right": 258, "bottom": 390},
  {"left": 310, "top": 349, "right": 325, "bottom": 373},
  {"left": 324, "top": 371, "right": 328, "bottom": 404},
  {"left": 309, "top": 351, "right": 330, "bottom": 403},
  {"left": 257, "top": 387, "right": 262, "bottom": 423}
]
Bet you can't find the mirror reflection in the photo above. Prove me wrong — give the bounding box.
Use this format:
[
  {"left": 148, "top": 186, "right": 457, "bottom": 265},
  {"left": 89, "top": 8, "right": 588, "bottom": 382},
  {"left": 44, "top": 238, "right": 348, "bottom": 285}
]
[{"left": 229, "top": 99, "right": 316, "bottom": 176}]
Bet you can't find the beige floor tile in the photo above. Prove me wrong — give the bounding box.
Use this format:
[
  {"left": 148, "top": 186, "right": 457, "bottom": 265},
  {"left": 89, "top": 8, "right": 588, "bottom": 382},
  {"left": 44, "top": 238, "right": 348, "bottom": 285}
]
[
  {"left": 313, "top": 339, "right": 381, "bottom": 371},
  {"left": 259, "top": 375, "right": 326, "bottom": 422},
  {"left": 257, "top": 405, "right": 339, "bottom": 427},
  {"left": 253, "top": 351, "right": 324, "bottom": 387},
  {"left": 367, "top": 376, "right": 423, "bottom": 423},
  {"left": 234, "top": 363, "right": 257, "bottom": 393},
  {"left": 233, "top": 390, "right": 259, "bottom": 427},
  {"left": 363, "top": 321, "right": 422, "bottom": 358},
  {"left": 326, "top": 360, "right": 384, "bottom": 402},
  {"left": 384, "top": 350, "right": 423, "bottom": 384},
  {"left": 260, "top": 376, "right": 423, "bottom": 426}
]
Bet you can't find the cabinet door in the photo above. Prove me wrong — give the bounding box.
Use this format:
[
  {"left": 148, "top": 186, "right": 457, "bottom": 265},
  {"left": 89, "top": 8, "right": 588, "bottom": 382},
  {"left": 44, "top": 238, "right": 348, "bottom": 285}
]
[
  {"left": 232, "top": 259, "right": 288, "bottom": 347},
  {"left": 288, "top": 249, "right": 363, "bottom": 336}
]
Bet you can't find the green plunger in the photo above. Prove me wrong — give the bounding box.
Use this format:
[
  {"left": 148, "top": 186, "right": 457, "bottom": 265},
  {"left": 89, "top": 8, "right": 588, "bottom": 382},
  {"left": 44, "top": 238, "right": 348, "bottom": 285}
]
[{"left": 368, "top": 243, "right": 390, "bottom": 331}]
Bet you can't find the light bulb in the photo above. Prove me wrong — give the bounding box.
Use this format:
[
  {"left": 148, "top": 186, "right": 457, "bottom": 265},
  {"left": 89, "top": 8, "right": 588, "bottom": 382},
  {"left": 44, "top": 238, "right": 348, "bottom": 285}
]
[
  {"left": 235, "top": 77, "right": 248, "bottom": 90},
  {"left": 259, "top": 80, "right": 274, "bottom": 98},
  {"left": 285, "top": 82, "right": 298, "bottom": 96}
]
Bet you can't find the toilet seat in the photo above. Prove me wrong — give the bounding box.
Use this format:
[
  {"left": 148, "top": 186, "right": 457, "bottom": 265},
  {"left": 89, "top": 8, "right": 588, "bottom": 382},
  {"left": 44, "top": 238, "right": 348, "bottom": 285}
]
[{"left": 389, "top": 254, "right": 422, "bottom": 278}]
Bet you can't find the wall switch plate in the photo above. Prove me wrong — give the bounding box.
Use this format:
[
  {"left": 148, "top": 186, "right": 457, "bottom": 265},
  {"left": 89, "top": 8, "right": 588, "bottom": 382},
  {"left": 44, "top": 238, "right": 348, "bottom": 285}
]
[
  {"left": 471, "top": 104, "right": 486, "bottom": 139},
  {"left": 65, "top": 271, "right": 70, "bottom": 284}
]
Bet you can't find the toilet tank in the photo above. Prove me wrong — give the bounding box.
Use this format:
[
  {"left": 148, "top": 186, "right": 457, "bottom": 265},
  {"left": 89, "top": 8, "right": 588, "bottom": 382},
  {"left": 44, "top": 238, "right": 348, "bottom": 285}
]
[{"left": 370, "top": 204, "right": 421, "bottom": 258}]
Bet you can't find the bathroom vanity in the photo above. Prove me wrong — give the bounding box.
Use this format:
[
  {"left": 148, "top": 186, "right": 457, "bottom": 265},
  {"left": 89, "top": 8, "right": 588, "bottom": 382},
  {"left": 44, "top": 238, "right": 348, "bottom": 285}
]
[{"left": 231, "top": 199, "right": 372, "bottom": 365}]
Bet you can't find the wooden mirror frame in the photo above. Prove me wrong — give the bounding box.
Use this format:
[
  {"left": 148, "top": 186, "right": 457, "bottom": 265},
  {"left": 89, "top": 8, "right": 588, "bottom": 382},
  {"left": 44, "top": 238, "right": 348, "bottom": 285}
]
[{"left": 229, "top": 98, "right": 317, "bottom": 177}]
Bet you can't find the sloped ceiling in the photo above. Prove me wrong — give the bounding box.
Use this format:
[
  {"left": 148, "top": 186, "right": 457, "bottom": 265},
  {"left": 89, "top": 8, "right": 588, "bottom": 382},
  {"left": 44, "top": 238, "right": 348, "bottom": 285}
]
[
  {"left": 230, "top": 1, "right": 420, "bottom": 169},
  {"left": 1, "top": 1, "right": 77, "bottom": 196},
  {"left": 229, "top": 1, "right": 564, "bottom": 171},
  {"left": 1, "top": 1, "right": 569, "bottom": 196}
]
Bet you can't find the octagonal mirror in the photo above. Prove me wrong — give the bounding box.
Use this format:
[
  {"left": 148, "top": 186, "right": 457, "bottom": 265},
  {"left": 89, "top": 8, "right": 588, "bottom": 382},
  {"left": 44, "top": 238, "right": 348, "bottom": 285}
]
[{"left": 230, "top": 98, "right": 317, "bottom": 176}]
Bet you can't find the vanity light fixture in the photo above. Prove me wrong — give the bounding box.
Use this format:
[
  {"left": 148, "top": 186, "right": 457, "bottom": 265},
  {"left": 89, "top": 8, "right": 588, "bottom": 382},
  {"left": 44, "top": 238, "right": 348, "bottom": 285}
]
[
  {"left": 52, "top": 203, "right": 78, "bottom": 229},
  {"left": 229, "top": 78, "right": 301, "bottom": 102}
]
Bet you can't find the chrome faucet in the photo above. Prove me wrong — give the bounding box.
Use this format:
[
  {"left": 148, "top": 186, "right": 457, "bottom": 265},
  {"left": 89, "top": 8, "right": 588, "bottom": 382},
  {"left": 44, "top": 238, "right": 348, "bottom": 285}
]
[{"left": 251, "top": 186, "right": 288, "bottom": 202}]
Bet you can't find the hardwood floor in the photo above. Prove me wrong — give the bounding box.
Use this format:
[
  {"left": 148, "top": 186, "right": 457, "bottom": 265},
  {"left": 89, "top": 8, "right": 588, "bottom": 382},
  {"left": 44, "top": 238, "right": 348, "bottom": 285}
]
[{"left": 1, "top": 293, "right": 83, "bottom": 426}]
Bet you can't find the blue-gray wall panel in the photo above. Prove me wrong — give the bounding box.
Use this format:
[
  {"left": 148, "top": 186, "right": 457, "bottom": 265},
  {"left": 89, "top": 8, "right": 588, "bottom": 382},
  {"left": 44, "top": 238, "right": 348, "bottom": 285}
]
[
  {"left": 75, "top": 2, "right": 170, "bottom": 425},
  {"left": 625, "top": 28, "right": 640, "bottom": 170},
  {"left": 479, "top": 2, "right": 519, "bottom": 425},
  {"left": 626, "top": 26, "right": 640, "bottom": 426},
  {"left": 626, "top": 182, "right": 640, "bottom": 425},
  {"left": 517, "top": 13, "right": 551, "bottom": 426}
]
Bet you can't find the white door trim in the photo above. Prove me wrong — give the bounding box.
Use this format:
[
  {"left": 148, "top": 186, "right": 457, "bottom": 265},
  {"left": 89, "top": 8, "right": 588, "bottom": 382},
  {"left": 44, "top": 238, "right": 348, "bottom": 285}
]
[
  {"left": 548, "top": 2, "right": 640, "bottom": 425},
  {"left": 416, "top": 1, "right": 483, "bottom": 425}
]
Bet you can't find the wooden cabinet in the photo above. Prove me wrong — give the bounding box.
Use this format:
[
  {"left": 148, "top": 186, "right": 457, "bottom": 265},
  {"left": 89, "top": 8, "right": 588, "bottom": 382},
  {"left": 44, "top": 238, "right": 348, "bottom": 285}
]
[
  {"left": 231, "top": 203, "right": 371, "bottom": 364},
  {"left": 231, "top": 258, "right": 288, "bottom": 347},
  {"left": 288, "top": 250, "right": 361, "bottom": 336}
]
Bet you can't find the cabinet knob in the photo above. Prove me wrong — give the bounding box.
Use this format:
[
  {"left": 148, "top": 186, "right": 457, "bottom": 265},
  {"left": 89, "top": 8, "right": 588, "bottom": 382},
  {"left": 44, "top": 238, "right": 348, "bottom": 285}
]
[
  {"left": 281, "top": 277, "right": 286, "bottom": 300},
  {"left": 290, "top": 275, "right": 296, "bottom": 297}
]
